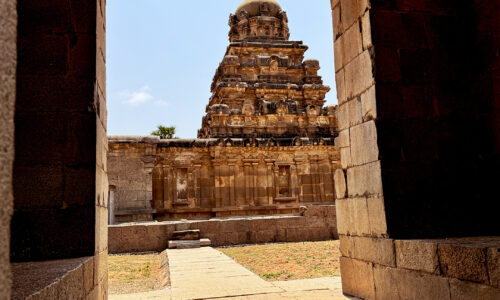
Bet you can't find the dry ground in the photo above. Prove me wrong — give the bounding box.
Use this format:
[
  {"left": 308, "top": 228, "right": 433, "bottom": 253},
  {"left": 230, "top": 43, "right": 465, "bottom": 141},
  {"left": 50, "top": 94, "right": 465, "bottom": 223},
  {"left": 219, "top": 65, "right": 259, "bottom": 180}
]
[
  {"left": 108, "top": 253, "right": 163, "bottom": 295},
  {"left": 218, "top": 240, "right": 341, "bottom": 281},
  {"left": 108, "top": 241, "right": 340, "bottom": 294}
]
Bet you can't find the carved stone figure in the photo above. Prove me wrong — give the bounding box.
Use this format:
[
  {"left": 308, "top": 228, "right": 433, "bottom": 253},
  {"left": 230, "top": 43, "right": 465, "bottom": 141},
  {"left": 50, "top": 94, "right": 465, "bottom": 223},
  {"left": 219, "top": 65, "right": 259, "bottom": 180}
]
[{"left": 200, "top": 0, "right": 336, "bottom": 139}]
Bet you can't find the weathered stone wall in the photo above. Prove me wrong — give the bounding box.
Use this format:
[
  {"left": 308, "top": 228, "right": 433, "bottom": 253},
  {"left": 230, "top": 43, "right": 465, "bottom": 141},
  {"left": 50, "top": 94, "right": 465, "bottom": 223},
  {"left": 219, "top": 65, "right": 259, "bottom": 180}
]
[
  {"left": 11, "top": 0, "right": 108, "bottom": 298},
  {"left": 95, "top": 0, "right": 108, "bottom": 296},
  {"left": 332, "top": 0, "right": 500, "bottom": 299},
  {"left": 108, "top": 137, "right": 340, "bottom": 221},
  {"left": 369, "top": 0, "right": 499, "bottom": 239},
  {"left": 11, "top": 256, "right": 102, "bottom": 299},
  {"left": 339, "top": 236, "right": 500, "bottom": 299},
  {"left": 0, "top": 0, "right": 17, "bottom": 298},
  {"left": 109, "top": 205, "right": 337, "bottom": 254},
  {"left": 108, "top": 139, "right": 156, "bottom": 214}
]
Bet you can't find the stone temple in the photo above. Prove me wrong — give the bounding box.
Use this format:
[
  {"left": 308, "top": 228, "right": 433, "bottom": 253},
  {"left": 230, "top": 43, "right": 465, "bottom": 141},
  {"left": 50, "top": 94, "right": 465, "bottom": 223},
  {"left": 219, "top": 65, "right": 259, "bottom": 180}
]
[
  {"left": 108, "top": 0, "right": 340, "bottom": 222},
  {"left": 3, "top": 0, "right": 499, "bottom": 298}
]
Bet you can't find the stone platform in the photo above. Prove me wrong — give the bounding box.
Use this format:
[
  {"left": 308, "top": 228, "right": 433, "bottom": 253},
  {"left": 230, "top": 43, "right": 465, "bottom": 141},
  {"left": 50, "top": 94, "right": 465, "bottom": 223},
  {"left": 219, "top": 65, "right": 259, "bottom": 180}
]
[{"left": 109, "top": 206, "right": 338, "bottom": 254}]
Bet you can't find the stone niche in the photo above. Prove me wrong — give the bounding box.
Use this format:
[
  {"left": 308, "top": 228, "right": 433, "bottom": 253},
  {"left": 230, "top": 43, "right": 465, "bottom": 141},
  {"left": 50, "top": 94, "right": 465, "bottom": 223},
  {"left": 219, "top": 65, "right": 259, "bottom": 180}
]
[{"left": 108, "top": 136, "right": 340, "bottom": 221}]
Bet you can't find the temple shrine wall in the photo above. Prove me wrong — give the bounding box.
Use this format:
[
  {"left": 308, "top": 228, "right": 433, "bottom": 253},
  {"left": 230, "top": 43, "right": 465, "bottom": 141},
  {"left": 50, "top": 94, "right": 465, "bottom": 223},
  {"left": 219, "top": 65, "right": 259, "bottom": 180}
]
[{"left": 108, "top": 136, "right": 340, "bottom": 222}]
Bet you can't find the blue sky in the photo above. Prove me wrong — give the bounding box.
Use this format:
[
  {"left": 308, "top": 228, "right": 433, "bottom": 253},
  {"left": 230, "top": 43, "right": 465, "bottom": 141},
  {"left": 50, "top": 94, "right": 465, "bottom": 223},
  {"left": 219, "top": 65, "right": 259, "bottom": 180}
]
[{"left": 107, "top": 0, "right": 336, "bottom": 138}]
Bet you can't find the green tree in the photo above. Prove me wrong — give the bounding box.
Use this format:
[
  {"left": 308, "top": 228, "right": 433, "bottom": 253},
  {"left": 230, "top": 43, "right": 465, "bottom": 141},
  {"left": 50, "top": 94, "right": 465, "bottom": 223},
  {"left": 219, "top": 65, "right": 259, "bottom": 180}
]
[{"left": 151, "top": 125, "right": 177, "bottom": 139}]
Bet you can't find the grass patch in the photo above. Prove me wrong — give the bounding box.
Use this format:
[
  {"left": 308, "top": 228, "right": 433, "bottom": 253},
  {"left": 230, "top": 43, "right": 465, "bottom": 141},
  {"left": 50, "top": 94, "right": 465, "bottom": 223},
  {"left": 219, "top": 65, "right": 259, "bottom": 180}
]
[
  {"left": 218, "top": 240, "right": 340, "bottom": 281},
  {"left": 108, "top": 253, "right": 162, "bottom": 295}
]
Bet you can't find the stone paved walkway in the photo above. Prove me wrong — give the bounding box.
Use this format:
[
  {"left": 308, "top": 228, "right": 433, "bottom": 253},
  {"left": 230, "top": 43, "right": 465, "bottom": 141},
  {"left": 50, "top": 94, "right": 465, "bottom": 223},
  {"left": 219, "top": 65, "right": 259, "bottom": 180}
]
[{"left": 110, "top": 247, "right": 358, "bottom": 300}]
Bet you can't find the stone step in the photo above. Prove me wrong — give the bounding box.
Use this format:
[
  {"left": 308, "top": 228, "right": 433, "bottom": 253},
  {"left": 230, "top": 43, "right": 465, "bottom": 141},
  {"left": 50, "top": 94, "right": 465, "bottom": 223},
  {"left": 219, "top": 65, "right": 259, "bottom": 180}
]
[
  {"left": 200, "top": 238, "right": 211, "bottom": 247},
  {"left": 168, "top": 238, "right": 211, "bottom": 249},
  {"left": 172, "top": 229, "right": 200, "bottom": 241}
]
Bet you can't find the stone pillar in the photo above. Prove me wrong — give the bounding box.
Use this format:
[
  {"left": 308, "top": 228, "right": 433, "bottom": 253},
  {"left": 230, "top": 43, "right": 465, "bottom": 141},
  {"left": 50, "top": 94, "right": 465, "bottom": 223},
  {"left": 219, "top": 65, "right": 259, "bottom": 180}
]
[
  {"left": 152, "top": 164, "right": 164, "bottom": 211},
  {"left": 318, "top": 159, "right": 326, "bottom": 203},
  {"left": 164, "top": 164, "right": 173, "bottom": 209},
  {"left": 294, "top": 157, "right": 305, "bottom": 202},
  {"left": 244, "top": 162, "right": 252, "bottom": 206},
  {"left": 213, "top": 160, "right": 222, "bottom": 208},
  {"left": 332, "top": 1, "right": 387, "bottom": 298},
  {"left": 11, "top": 0, "right": 108, "bottom": 296},
  {"left": 228, "top": 159, "right": 237, "bottom": 207},
  {"left": 290, "top": 164, "right": 298, "bottom": 202},
  {"left": 273, "top": 164, "right": 280, "bottom": 199},
  {"left": 187, "top": 169, "right": 195, "bottom": 207},
  {"left": 193, "top": 162, "right": 202, "bottom": 208},
  {"left": 265, "top": 159, "right": 275, "bottom": 204},
  {"left": 311, "top": 157, "right": 318, "bottom": 202},
  {"left": 252, "top": 162, "right": 259, "bottom": 205},
  {"left": 142, "top": 155, "right": 156, "bottom": 209}
]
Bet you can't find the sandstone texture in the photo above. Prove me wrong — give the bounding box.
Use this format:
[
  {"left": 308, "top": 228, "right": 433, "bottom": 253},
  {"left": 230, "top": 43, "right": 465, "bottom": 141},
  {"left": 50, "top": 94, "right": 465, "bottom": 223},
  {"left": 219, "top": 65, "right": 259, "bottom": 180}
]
[{"left": 108, "top": 1, "right": 339, "bottom": 222}]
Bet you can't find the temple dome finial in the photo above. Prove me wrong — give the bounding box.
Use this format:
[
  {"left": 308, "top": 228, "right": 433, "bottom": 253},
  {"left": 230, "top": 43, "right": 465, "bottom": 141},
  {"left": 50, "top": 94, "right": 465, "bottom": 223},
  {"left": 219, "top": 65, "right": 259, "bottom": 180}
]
[
  {"left": 229, "top": 0, "right": 289, "bottom": 42},
  {"left": 235, "top": 0, "right": 282, "bottom": 20}
]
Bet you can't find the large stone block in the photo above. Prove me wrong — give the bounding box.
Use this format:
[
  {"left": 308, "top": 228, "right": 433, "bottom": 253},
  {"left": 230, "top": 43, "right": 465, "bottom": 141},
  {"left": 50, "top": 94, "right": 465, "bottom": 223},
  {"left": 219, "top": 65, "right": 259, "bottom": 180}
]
[
  {"left": 340, "top": 0, "right": 370, "bottom": 29},
  {"left": 220, "top": 219, "right": 250, "bottom": 233},
  {"left": 347, "top": 98, "right": 363, "bottom": 128},
  {"left": 336, "top": 197, "right": 370, "bottom": 236},
  {"left": 374, "top": 265, "right": 451, "bottom": 300},
  {"left": 395, "top": 240, "right": 439, "bottom": 274},
  {"left": 307, "top": 216, "right": 326, "bottom": 228},
  {"left": 345, "top": 50, "right": 375, "bottom": 99},
  {"left": 334, "top": 169, "right": 347, "bottom": 199},
  {"left": 342, "top": 21, "right": 363, "bottom": 65},
  {"left": 332, "top": 2, "right": 343, "bottom": 38},
  {"left": 366, "top": 196, "right": 387, "bottom": 236},
  {"left": 335, "top": 129, "right": 349, "bottom": 148},
  {"left": 488, "top": 246, "right": 500, "bottom": 288},
  {"left": 371, "top": 10, "right": 427, "bottom": 50},
  {"left": 252, "top": 230, "right": 276, "bottom": 244},
  {"left": 331, "top": 0, "right": 340, "bottom": 10},
  {"left": 361, "top": 12, "right": 372, "bottom": 50},
  {"left": 350, "top": 120, "right": 379, "bottom": 166},
  {"left": 340, "top": 236, "right": 395, "bottom": 267},
  {"left": 335, "top": 69, "right": 347, "bottom": 104},
  {"left": 438, "top": 243, "right": 489, "bottom": 284},
  {"left": 340, "top": 147, "right": 352, "bottom": 169},
  {"left": 57, "top": 264, "right": 85, "bottom": 300},
  {"left": 347, "top": 161, "right": 383, "bottom": 197},
  {"left": 340, "top": 257, "right": 375, "bottom": 299},
  {"left": 276, "top": 217, "right": 306, "bottom": 229},
  {"left": 18, "top": 33, "right": 69, "bottom": 75},
  {"left": 361, "top": 85, "right": 377, "bottom": 122},
  {"left": 83, "top": 258, "right": 95, "bottom": 295},
  {"left": 449, "top": 279, "right": 500, "bottom": 300},
  {"left": 16, "top": 76, "right": 95, "bottom": 113},
  {"left": 334, "top": 34, "right": 345, "bottom": 72},
  {"left": 337, "top": 101, "right": 350, "bottom": 131},
  {"left": 251, "top": 218, "right": 277, "bottom": 232}
]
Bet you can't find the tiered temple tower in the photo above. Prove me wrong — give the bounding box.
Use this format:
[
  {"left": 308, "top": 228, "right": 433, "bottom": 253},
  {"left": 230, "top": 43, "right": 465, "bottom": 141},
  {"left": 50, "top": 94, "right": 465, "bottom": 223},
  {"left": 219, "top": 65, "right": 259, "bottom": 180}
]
[
  {"left": 199, "top": 0, "right": 337, "bottom": 139},
  {"left": 108, "top": 0, "right": 341, "bottom": 222}
]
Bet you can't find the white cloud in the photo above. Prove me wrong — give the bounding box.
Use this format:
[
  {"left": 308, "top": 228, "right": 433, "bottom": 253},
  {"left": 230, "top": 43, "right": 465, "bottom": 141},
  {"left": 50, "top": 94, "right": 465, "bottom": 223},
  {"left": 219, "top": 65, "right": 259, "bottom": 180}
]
[{"left": 120, "top": 86, "right": 168, "bottom": 107}]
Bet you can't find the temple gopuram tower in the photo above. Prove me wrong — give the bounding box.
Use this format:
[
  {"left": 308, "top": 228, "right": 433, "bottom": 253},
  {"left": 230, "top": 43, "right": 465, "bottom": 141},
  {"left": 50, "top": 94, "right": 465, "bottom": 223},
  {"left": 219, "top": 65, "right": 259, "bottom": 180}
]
[
  {"left": 108, "top": 0, "right": 340, "bottom": 222},
  {"left": 199, "top": 0, "right": 337, "bottom": 139}
]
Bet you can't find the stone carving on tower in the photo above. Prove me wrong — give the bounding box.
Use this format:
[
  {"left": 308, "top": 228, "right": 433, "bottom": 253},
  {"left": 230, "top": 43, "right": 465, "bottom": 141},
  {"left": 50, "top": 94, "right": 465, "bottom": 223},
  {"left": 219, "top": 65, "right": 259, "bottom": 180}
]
[
  {"left": 108, "top": 0, "right": 341, "bottom": 222},
  {"left": 199, "top": 0, "right": 337, "bottom": 139}
]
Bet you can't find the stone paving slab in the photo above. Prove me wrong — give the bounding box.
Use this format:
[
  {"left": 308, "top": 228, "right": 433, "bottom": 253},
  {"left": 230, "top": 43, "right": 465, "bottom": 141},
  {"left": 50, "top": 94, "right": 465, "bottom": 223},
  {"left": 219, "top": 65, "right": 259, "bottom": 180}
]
[
  {"left": 111, "top": 247, "right": 359, "bottom": 300},
  {"left": 272, "top": 277, "right": 343, "bottom": 292},
  {"left": 224, "top": 290, "right": 355, "bottom": 300},
  {"left": 167, "top": 247, "right": 283, "bottom": 299},
  {"left": 110, "top": 289, "right": 171, "bottom": 300}
]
